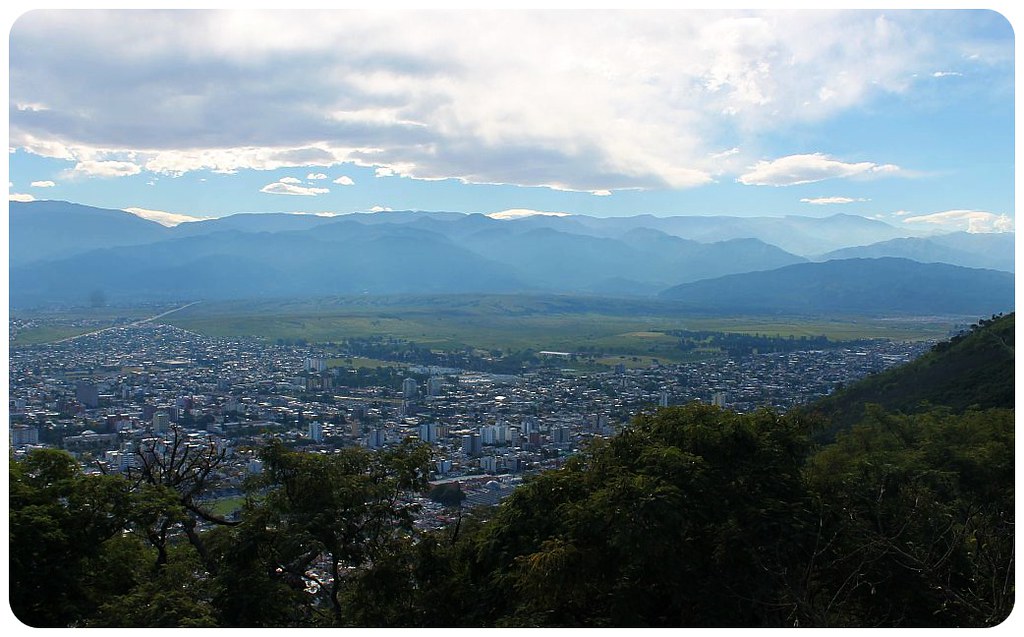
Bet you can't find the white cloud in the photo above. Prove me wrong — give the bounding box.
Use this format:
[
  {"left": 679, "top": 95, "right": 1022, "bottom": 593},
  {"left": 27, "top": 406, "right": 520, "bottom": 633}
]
[
  {"left": 487, "top": 209, "right": 572, "bottom": 220},
  {"left": 738, "top": 153, "right": 901, "bottom": 186},
  {"left": 123, "top": 207, "right": 208, "bottom": 226},
  {"left": 369, "top": 206, "right": 392, "bottom": 212},
  {"left": 333, "top": 175, "right": 355, "bottom": 186},
  {"left": 375, "top": 167, "right": 395, "bottom": 178},
  {"left": 260, "top": 181, "right": 330, "bottom": 196},
  {"left": 932, "top": 71, "right": 963, "bottom": 78},
  {"left": 72, "top": 160, "right": 142, "bottom": 178},
  {"left": 306, "top": 172, "right": 328, "bottom": 180},
  {"left": 8, "top": 10, "right": 1003, "bottom": 193},
  {"left": 591, "top": 190, "right": 612, "bottom": 197},
  {"left": 800, "top": 196, "right": 868, "bottom": 205},
  {"left": 30, "top": 180, "right": 56, "bottom": 188},
  {"left": 279, "top": 176, "right": 302, "bottom": 184},
  {"left": 9, "top": 193, "right": 35, "bottom": 202},
  {"left": 902, "top": 209, "right": 1014, "bottom": 233}
]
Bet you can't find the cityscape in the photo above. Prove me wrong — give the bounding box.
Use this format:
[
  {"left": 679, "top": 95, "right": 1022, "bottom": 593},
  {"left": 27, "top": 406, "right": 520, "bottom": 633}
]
[
  {"left": 7, "top": 8, "right": 1014, "bottom": 629},
  {"left": 9, "top": 309, "right": 931, "bottom": 528}
]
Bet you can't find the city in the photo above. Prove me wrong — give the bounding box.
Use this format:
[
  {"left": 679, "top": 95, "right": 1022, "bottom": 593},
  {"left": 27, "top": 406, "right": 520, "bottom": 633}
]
[{"left": 8, "top": 316, "right": 931, "bottom": 526}]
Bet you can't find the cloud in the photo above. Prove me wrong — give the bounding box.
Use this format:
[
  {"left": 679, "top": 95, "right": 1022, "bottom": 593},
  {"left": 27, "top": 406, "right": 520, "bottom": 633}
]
[
  {"left": 333, "top": 175, "right": 355, "bottom": 186},
  {"left": 591, "top": 190, "right": 612, "bottom": 197},
  {"left": 800, "top": 196, "right": 869, "bottom": 205},
  {"left": 932, "top": 71, "right": 963, "bottom": 78},
  {"left": 738, "top": 153, "right": 901, "bottom": 186},
  {"left": 7, "top": 11, "right": 1006, "bottom": 193},
  {"left": 487, "top": 208, "right": 572, "bottom": 220},
  {"left": 9, "top": 193, "right": 35, "bottom": 202},
  {"left": 901, "top": 209, "right": 1014, "bottom": 233},
  {"left": 123, "top": 207, "right": 208, "bottom": 227},
  {"left": 71, "top": 160, "right": 142, "bottom": 178},
  {"left": 369, "top": 206, "right": 392, "bottom": 212},
  {"left": 279, "top": 176, "right": 302, "bottom": 184},
  {"left": 260, "top": 181, "right": 330, "bottom": 196},
  {"left": 30, "top": 180, "right": 56, "bottom": 188},
  {"left": 306, "top": 172, "right": 328, "bottom": 180}
]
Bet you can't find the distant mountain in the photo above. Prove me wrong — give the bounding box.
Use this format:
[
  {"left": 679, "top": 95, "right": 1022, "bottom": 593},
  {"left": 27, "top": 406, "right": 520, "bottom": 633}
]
[
  {"left": 520, "top": 212, "right": 912, "bottom": 256},
  {"left": 167, "top": 212, "right": 339, "bottom": 237},
  {"left": 8, "top": 222, "right": 527, "bottom": 306},
  {"left": 659, "top": 258, "right": 1014, "bottom": 316},
  {"left": 12, "top": 200, "right": 1002, "bottom": 308},
  {"left": 9, "top": 200, "right": 169, "bottom": 265},
  {"left": 810, "top": 313, "right": 1014, "bottom": 434},
  {"left": 819, "top": 232, "right": 1014, "bottom": 272}
]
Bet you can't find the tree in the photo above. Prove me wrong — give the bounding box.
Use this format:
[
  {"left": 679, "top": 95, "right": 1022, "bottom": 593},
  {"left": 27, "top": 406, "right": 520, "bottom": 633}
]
[
  {"left": 124, "top": 426, "right": 239, "bottom": 571},
  {"left": 803, "top": 407, "right": 1015, "bottom": 626},
  {"left": 210, "top": 439, "right": 432, "bottom": 626},
  {"left": 10, "top": 449, "right": 138, "bottom": 626}
]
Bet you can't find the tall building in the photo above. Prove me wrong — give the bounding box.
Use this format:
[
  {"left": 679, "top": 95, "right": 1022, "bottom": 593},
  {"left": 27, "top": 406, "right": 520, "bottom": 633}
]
[
  {"left": 152, "top": 411, "right": 170, "bottom": 432},
  {"left": 308, "top": 420, "right": 324, "bottom": 443},
  {"left": 427, "top": 376, "right": 444, "bottom": 396},
  {"left": 419, "top": 422, "right": 438, "bottom": 443},
  {"left": 10, "top": 425, "right": 39, "bottom": 446},
  {"left": 304, "top": 357, "right": 327, "bottom": 373},
  {"left": 76, "top": 381, "right": 99, "bottom": 409},
  {"left": 402, "top": 377, "right": 418, "bottom": 398}
]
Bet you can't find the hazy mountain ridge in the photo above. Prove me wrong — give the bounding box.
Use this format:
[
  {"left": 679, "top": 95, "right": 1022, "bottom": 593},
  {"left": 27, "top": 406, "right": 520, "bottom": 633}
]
[
  {"left": 819, "top": 232, "right": 1014, "bottom": 272},
  {"left": 659, "top": 257, "right": 1014, "bottom": 316},
  {"left": 8, "top": 201, "right": 1015, "bottom": 311}
]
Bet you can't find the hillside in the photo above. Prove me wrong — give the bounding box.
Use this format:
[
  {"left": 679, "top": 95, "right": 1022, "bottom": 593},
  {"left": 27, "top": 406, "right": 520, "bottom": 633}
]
[
  {"left": 659, "top": 257, "right": 1014, "bottom": 316},
  {"left": 819, "top": 232, "right": 1014, "bottom": 272},
  {"left": 9, "top": 200, "right": 169, "bottom": 265},
  {"left": 811, "top": 313, "right": 1014, "bottom": 433}
]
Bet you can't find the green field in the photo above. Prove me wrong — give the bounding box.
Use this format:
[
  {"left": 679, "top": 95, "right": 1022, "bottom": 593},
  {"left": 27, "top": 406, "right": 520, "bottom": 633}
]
[
  {"left": 12, "top": 294, "right": 960, "bottom": 361},
  {"left": 162, "top": 295, "right": 955, "bottom": 362}
]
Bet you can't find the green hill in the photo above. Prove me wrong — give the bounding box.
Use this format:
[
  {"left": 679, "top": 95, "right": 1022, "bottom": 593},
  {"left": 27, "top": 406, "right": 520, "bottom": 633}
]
[{"left": 811, "top": 313, "right": 1014, "bottom": 434}]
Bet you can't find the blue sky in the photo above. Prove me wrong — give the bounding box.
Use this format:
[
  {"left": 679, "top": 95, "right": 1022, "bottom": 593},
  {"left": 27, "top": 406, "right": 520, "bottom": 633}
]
[{"left": 5, "top": 8, "right": 1016, "bottom": 233}]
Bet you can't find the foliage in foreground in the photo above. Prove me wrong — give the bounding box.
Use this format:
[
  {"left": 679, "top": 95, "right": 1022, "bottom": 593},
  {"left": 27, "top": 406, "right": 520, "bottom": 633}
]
[{"left": 9, "top": 404, "right": 1014, "bottom": 627}]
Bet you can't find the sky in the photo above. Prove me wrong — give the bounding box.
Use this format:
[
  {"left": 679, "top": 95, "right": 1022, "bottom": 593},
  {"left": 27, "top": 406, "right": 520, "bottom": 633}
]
[{"left": 4, "top": 6, "right": 1017, "bottom": 233}]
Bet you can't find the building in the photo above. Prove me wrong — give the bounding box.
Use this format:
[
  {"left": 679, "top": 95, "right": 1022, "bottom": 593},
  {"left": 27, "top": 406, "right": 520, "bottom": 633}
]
[
  {"left": 402, "top": 378, "right": 418, "bottom": 398},
  {"left": 308, "top": 420, "right": 324, "bottom": 443},
  {"left": 427, "top": 376, "right": 444, "bottom": 396},
  {"left": 76, "top": 380, "right": 99, "bottom": 409},
  {"left": 304, "top": 357, "right": 328, "bottom": 373},
  {"left": 152, "top": 411, "right": 170, "bottom": 432},
  {"left": 10, "top": 425, "right": 39, "bottom": 446}
]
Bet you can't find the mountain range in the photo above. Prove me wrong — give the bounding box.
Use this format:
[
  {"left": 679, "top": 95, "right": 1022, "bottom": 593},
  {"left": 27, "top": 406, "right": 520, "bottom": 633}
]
[{"left": 7, "top": 200, "right": 1015, "bottom": 316}]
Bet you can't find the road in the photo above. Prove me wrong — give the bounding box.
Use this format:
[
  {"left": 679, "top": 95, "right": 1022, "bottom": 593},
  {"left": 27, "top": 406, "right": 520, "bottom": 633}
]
[{"left": 50, "top": 301, "right": 201, "bottom": 344}]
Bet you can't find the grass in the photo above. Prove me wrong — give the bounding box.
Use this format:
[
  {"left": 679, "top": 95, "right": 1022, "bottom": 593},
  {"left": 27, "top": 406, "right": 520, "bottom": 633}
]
[
  {"left": 203, "top": 495, "right": 246, "bottom": 518},
  {"left": 14, "top": 294, "right": 958, "bottom": 355},
  {"left": 328, "top": 356, "right": 401, "bottom": 369},
  {"left": 10, "top": 325, "right": 100, "bottom": 345}
]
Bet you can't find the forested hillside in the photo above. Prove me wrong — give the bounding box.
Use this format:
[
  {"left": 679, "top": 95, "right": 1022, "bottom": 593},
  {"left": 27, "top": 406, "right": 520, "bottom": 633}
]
[{"left": 811, "top": 313, "right": 1014, "bottom": 435}]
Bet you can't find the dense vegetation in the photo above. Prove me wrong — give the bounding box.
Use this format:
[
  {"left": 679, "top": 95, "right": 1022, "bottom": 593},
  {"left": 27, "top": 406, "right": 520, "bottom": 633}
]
[
  {"left": 669, "top": 329, "right": 872, "bottom": 357},
  {"left": 811, "top": 313, "right": 1014, "bottom": 435},
  {"left": 9, "top": 315, "right": 1014, "bottom": 627}
]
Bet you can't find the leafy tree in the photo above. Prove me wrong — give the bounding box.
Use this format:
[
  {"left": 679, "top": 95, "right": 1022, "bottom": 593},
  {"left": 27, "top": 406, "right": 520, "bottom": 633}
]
[
  {"left": 124, "top": 426, "right": 239, "bottom": 571},
  {"left": 9, "top": 449, "right": 137, "bottom": 626},
  {"left": 428, "top": 482, "right": 466, "bottom": 507},
  {"left": 387, "top": 404, "right": 819, "bottom": 627},
  {"left": 803, "top": 407, "right": 1014, "bottom": 626},
  {"left": 211, "top": 439, "right": 432, "bottom": 625}
]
